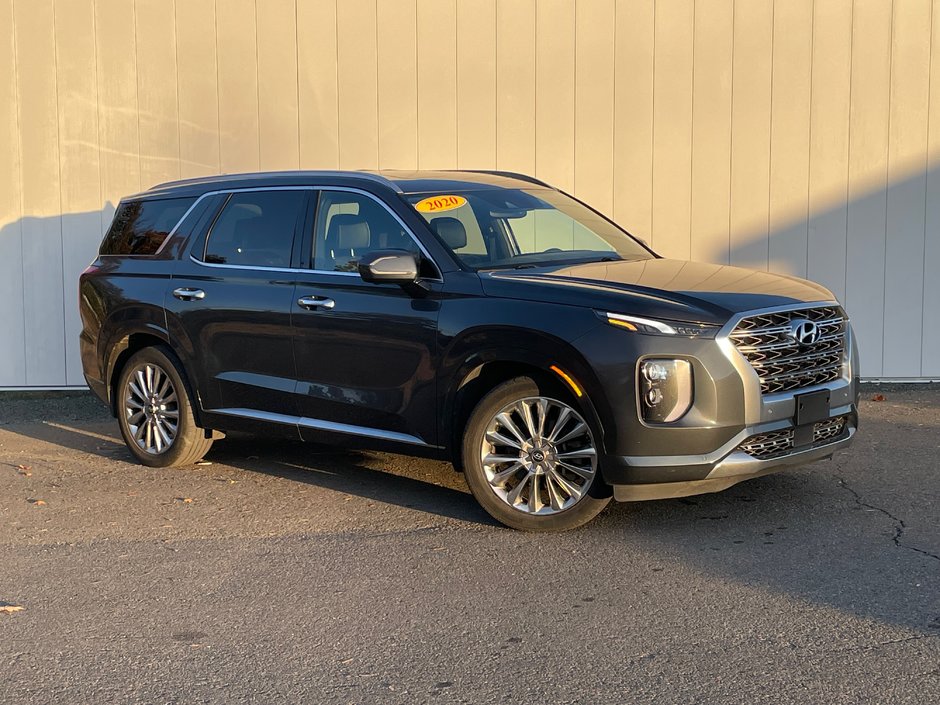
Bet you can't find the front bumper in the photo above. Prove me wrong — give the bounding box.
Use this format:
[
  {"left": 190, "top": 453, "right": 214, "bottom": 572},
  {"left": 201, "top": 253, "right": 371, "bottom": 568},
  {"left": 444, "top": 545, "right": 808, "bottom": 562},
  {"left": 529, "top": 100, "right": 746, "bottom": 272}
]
[{"left": 589, "top": 301, "right": 860, "bottom": 501}]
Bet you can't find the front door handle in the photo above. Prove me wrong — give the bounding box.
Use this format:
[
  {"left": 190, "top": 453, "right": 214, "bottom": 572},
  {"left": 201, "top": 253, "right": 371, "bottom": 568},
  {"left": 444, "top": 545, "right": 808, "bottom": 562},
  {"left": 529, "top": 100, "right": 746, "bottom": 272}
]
[
  {"left": 297, "top": 295, "right": 336, "bottom": 311},
  {"left": 173, "top": 287, "right": 206, "bottom": 301}
]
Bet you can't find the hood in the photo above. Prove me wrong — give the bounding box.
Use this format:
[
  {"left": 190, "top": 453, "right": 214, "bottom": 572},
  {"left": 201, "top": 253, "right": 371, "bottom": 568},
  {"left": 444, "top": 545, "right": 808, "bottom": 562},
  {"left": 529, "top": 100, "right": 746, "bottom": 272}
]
[{"left": 479, "top": 258, "right": 836, "bottom": 326}]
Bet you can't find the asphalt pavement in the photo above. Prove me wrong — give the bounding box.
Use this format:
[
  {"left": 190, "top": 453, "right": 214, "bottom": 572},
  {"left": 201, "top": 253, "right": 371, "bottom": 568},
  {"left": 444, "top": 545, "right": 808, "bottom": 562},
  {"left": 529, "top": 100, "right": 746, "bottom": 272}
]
[{"left": 1, "top": 388, "right": 938, "bottom": 704}]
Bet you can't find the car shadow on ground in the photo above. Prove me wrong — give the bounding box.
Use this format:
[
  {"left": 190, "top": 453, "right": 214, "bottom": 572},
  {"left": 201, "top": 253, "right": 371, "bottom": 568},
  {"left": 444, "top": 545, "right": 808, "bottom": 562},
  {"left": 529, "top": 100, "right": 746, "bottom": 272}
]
[
  {"left": 3, "top": 415, "right": 495, "bottom": 527},
  {"left": 206, "top": 434, "right": 497, "bottom": 527}
]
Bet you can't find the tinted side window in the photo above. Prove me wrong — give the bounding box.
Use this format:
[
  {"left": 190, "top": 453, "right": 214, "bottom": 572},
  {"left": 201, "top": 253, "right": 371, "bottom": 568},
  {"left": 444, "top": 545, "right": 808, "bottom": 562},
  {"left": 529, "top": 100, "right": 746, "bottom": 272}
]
[
  {"left": 313, "top": 191, "right": 419, "bottom": 272},
  {"left": 99, "top": 197, "right": 195, "bottom": 255},
  {"left": 203, "top": 190, "right": 306, "bottom": 267}
]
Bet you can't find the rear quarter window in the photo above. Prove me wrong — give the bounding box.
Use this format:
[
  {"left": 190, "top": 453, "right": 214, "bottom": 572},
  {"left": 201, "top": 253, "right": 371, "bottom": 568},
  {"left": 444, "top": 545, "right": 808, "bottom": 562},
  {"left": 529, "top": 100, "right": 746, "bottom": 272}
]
[{"left": 99, "top": 197, "right": 195, "bottom": 256}]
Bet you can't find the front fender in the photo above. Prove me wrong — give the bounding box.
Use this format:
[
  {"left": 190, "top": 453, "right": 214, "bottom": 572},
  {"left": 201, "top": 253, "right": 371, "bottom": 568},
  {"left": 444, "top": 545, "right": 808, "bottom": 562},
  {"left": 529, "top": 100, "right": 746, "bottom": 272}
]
[{"left": 437, "top": 323, "right": 616, "bottom": 456}]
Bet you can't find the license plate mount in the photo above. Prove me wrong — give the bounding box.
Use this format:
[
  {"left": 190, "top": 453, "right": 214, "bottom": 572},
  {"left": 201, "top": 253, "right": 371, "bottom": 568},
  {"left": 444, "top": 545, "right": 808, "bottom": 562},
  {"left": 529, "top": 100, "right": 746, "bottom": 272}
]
[{"left": 794, "top": 389, "right": 830, "bottom": 426}]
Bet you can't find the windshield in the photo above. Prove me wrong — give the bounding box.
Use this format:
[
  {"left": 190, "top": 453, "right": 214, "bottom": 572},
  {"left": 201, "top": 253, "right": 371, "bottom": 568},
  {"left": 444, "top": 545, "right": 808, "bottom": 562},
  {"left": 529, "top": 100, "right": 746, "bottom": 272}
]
[{"left": 406, "top": 188, "right": 652, "bottom": 270}]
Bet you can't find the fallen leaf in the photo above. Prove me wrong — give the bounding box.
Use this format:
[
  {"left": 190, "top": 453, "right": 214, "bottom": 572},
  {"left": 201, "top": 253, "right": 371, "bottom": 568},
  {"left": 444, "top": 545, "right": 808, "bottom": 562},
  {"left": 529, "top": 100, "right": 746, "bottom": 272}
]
[
  {"left": 176, "top": 497, "right": 194, "bottom": 504},
  {"left": 0, "top": 605, "right": 24, "bottom": 615},
  {"left": 27, "top": 499, "right": 46, "bottom": 506},
  {"left": 872, "top": 393, "right": 886, "bottom": 402}
]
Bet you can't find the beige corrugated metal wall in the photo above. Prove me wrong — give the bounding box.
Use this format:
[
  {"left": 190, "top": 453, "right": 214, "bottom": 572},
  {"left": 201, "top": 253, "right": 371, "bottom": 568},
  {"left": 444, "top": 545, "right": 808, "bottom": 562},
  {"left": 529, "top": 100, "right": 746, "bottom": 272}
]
[{"left": 1, "top": 0, "right": 938, "bottom": 388}]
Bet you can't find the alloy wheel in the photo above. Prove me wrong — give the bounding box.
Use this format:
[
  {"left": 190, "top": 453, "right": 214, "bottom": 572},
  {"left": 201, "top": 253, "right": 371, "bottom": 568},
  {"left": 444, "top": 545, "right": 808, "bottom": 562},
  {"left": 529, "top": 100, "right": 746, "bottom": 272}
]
[
  {"left": 480, "top": 396, "right": 597, "bottom": 515},
  {"left": 124, "top": 363, "right": 180, "bottom": 455}
]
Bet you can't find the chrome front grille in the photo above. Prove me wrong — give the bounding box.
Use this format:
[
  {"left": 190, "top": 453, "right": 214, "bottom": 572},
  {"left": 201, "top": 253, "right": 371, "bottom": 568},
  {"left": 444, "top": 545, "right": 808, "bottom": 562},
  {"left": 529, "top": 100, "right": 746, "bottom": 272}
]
[
  {"left": 738, "top": 415, "right": 849, "bottom": 461},
  {"left": 729, "top": 305, "right": 847, "bottom": 394}
]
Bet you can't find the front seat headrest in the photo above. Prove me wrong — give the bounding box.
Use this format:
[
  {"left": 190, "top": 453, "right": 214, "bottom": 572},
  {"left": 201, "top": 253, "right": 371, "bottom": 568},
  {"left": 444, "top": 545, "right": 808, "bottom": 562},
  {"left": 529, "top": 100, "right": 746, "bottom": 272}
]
[
  {"left": 327, "top": 214, "right": 371, "bottom": 251},
  {"left": 431, "top": 217, "right": 467, "bottom": 250}
]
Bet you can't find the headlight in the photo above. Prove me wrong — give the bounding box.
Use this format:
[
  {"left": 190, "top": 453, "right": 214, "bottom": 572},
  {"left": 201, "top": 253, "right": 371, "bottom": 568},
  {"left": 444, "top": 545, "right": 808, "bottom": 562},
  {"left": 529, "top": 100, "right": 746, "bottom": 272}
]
[
  {"left": 639, "top": 359, "right": 693, "bottom": 423},
  {"left": 601, "top": 312, "right": 718, "bottom": 338}
]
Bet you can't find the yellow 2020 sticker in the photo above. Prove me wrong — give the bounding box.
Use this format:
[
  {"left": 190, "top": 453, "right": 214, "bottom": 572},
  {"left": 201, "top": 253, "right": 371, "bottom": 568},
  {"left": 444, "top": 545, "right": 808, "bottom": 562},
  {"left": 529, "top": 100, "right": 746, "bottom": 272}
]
[{"left": 414, "top": 195, "right": 467, "bottom": 213}]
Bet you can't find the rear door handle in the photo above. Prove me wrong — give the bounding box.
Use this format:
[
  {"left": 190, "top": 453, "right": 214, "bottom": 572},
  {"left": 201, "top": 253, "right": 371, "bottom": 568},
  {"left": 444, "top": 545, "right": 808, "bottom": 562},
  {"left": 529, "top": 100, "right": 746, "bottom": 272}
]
[
  {"left": 297, "top": 295, "right": 335, "bottom": 311},
  {"left": 172, "top": 287, "right": 205, "bottom": 301}
]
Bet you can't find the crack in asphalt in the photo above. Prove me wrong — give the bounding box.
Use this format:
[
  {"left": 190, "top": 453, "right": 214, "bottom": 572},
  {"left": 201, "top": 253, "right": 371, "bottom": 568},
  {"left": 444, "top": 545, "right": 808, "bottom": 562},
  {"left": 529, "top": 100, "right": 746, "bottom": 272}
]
[
  {"left": 827, "top": 634, "right": 940, "bottom": 654},
  {"left": 838, "top": 477, "right": 940, "bottom": 563}
]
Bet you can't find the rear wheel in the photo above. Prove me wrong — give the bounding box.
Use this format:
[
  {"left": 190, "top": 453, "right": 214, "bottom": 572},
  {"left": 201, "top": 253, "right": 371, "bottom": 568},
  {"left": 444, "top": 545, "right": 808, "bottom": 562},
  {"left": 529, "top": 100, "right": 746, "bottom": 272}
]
[
  {"left": 462, "top": 377, "right": 611, "bottom": 531},
  {"left": 116, "top": 346, "right": 213, "bottom": 467}
]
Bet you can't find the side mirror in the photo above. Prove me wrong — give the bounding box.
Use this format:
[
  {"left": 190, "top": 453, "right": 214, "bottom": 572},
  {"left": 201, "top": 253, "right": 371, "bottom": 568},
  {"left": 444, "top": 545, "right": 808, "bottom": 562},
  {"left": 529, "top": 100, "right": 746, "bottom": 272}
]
[{"left": 358, "top": 249, "right": 419, "bottom": 284}]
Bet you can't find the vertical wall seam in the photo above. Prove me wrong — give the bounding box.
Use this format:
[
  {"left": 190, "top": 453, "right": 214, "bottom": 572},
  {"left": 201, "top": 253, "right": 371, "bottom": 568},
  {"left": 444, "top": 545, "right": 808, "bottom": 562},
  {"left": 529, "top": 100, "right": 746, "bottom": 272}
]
[
  {"left": 766, "top": 0, "right": 775, "bottom": 270},
  {"left": 608, "top": 0, "right": 615, "bottom": 216},
  {"left": 727, "top": 0, "right": 735, "bottom": 264},
  {"left": 649, "top": 0, "right": 655, "bottom": 245},
  {"left": 805, "top": 0, "right": 816, "bottom": 277},
  {"left": 374, "top": 0, "right": 380, "bottom": 167},
  {"left": 294, "top": 0, "right": 301, "bottom": 168},
  {"left": 454, "top": 0, "right": 459, "bottom": 167},
  {"left": 610, "top": 0, "right": 616, "bottom": 209},
  {"left": 572, "top": 0, "right": 578, "bottom": 195},
  {"left": 880, "top": 0, "right": 895, "bottom": 377},
  {"left": 534, "top": 0, "right": 539, "bottom": 178},
  {"left": 52, "top": 0, "right": 67, "bottom": 386},
  {"left": 454, "top": 0, "right": 458, "bottom": 166},
  {"left": 173, "top": 0, "right": 181, "bottom": 178},
  {"left": 133, "top": 0, "right": 141, "bottom": 191},
  {"left": 843, "top": 0, "right": 855, "bottom": 305},
  {"left": 92, "top": 0, "right": 103, "bottom": 223},
  {"left": 335, "top": 0, "right": 342, "bottom": 167},
  {"left": 214, "top": 0, "right": 222, "bottom": 172},
  {"left": 495, "top": 0, "right": 500, "bottom": 169},
  {"left": 688, "top": 0, "right": 695, "bottom": 259},
  {"left": 415, "top": 0, "right": 420, "bottom": 168},
  {"left": 254, "top": 0, "right": 261, "bottom": 169},
  {"left": 11, "top": 0, "right": 26, "bottom": 383},
  {"left": 920, "top": 0, "right": 933, "bottom": 376}
]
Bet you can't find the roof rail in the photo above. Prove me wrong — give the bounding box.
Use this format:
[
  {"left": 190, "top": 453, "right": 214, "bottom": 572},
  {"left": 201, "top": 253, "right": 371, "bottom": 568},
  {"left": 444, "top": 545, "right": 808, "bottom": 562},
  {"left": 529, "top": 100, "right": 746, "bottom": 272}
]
[
  {"left": 461, "top": 170, "right": 554, "bottom": 189},
  {"left": 150, "top": 170, "right": 404, "bottom": 194}
]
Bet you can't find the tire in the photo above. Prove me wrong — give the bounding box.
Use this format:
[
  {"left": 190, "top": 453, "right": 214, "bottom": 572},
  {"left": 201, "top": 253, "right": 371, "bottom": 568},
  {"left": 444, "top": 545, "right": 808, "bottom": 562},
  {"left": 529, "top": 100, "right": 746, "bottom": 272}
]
[
  {"left": 115, "top": 346, "right": 213, "bottom": 467},
  {"left": 461, "top": 376, "right": 611, "bottom": 531}
]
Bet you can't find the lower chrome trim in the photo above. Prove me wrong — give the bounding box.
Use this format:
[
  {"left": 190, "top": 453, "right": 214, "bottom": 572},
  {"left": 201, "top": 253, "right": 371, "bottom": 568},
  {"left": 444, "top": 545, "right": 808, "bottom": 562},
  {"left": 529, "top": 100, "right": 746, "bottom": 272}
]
[
  {"left": 611, "top": 429, "right": 854, "bottom": 502},
  {"left": 211, "top": 407, "right": 432, "bottom": 447},
  {"left": 618, "top": 403, "right": 855, "bottom": 469}
]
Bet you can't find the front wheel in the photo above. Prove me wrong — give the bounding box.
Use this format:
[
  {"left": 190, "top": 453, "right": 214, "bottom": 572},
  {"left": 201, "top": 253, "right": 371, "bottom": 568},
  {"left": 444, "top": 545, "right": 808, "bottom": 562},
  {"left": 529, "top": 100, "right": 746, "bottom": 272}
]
[
  {"left": 115, "top": 346, "right": 213, "bottom": 467},
  {"left": 462, "top": 377, "right": 611, "bottom": 531}
]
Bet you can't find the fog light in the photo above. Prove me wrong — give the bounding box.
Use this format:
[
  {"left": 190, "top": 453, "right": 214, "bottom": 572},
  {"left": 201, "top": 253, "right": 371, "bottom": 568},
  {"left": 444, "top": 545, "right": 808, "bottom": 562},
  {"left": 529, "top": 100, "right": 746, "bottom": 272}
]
[{"left": 639, "top": 359, "right": 693, "bottom": 423}]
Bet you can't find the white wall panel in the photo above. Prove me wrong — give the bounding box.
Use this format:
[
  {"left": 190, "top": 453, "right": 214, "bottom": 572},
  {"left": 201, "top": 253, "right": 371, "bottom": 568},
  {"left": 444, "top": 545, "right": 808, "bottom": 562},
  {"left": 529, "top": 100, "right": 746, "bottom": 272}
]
[
  {"left": 651, "top": 0, "right": 693, "bottom": 259},
  {"left": 882, "top": 0, "right": 931, "bottom": 378},
  {"left": 0, "top": 0, "right": 25, "bottom": 386},
  {"left": 14, "top": 0, "right": 65, "bottom": 386},
  {"left": 690, "top": 0, "right": 733, "bottom": 265},
  {"left": 845, "top": 0, "right": 893, "bottom": 377},
  {"left": 456, "top": 0, "right": 496, "bottom": 168},
  {"left": 257, "top": 0, "right": 300, "bottom": 171},
  {"left": 55, "top": 0, "right": 102, "bottom": 385},
  {"left": 377, "top": 0, "right": 418, "bottom": 170},
  {"left": 807, "top": 0, "right": 852, "bottom": 303},
  {"left": 177, "top": 0, "right": 220, "bottom": 178}
]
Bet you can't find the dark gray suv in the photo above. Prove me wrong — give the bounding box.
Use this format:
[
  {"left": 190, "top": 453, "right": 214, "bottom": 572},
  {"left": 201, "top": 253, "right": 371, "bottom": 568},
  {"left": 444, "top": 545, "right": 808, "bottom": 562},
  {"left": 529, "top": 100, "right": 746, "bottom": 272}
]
[{"left": 79, "top": 170, "right": 859, "bottom": 530}]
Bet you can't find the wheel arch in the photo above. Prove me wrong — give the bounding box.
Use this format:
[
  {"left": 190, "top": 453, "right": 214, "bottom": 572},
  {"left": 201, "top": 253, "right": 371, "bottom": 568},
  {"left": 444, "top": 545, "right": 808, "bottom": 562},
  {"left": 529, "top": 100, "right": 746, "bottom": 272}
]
[
  {"left": 440, "top": 329, "right": 614, "bottom": 469},
  {"left": 104, "top": 325, "right": 202, "bottom": 425}
]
